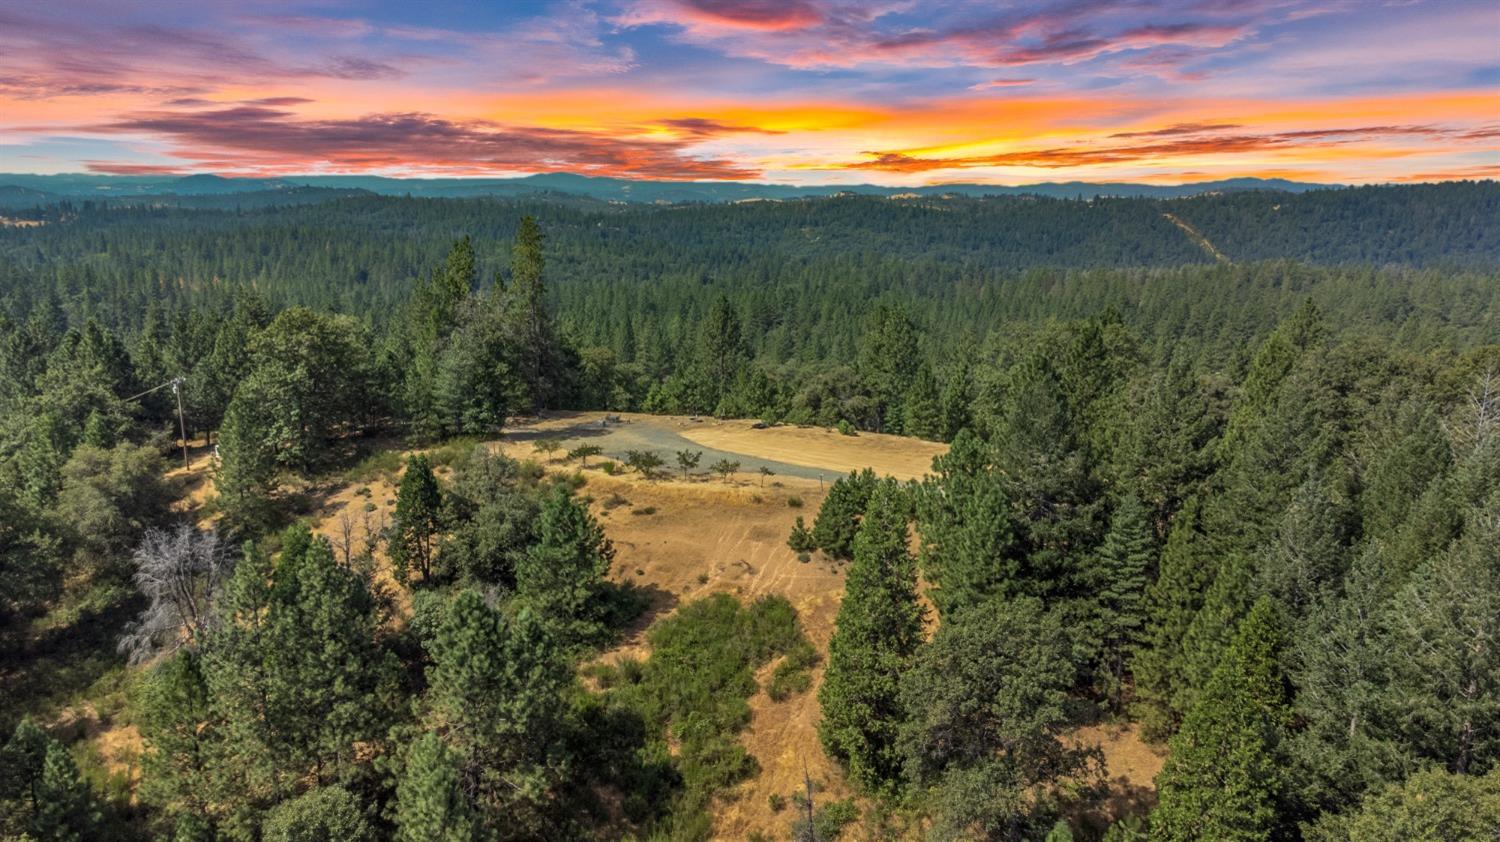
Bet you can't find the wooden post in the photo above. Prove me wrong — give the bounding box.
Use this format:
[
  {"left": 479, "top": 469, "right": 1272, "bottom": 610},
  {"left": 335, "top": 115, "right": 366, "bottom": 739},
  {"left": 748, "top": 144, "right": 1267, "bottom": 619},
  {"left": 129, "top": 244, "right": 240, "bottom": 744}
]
[{"left": 172, "top": 378, "right": 190, "bottom": 470}]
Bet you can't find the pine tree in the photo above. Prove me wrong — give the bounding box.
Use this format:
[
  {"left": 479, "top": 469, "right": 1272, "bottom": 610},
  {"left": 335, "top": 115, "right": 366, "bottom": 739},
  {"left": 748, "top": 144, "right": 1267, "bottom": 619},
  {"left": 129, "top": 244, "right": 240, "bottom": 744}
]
[
  {"left": 395, "top": 733, "right": 476, "bottom": 842},
  {"left": 898, "top": 597, "right": 1096, "bottom": 839},
  {"left": 31, "top": 740, "right": 101, "bottom": 841},
  {"left": 1, "top": 721, "right": 101, "bottom": 842},
  {"left": 261, "top": 785, "right": 372, "bottom": 842},
  {"left": 1303, "top": 766, "right": 1500, "bottom": 842},
  {"left": 1385, "top": 499, "right": 1500, "bottom": 775},
  {"left": 810, "top": 468, "right": 877, "bottom": 561},
  {"left": 1111, "top": 355, "right": 1222, "bottom": 537},
  {"left": 425, "top": 591, "right": 571, "bottom": 835},
  {"left": 902, "top": 362, "right": 944, "bottom": 441},
  {"left": 1288, "top": 546, "right": 1403, "bottom": 817},
  {"left": 693, "top": 295, "right": 746, "bottom": 414},
  {"left": 515, "top": 485, "right": 615, "bottom": 644},
  {"left": 937, "top": 357, "right": 974, "bottom": 443},
  {"left": 139, "top": 650, "right": 218, "bottom": 831},
  {"left": 261, "top": 533, "right": 396, "bottom": 786},
  {"left": 1134, "top": 504, "right": 1218, "bottom": 735},
  {"left": 1257, "top": 473, "right": 1355, "bottom": 622},
  {"left": 1151, "top": 598, "right": 1291, "bottom": 842},
  {"left": 992, "top": 354, "right": 1105, "bottom": 595},
  {"left": 391, "top": 455, "right": 443, "bottom": 585},
  {"left": 819, "top": 479, "right": 925, "bottom": 792},
  {"left": 216, "top": 375, "right": 281, "bottom": 527},
  {"left": 787, "top": 516, "right": 817, "bottom": 553},
  {"left": 507, "top": 216, "right": 558, "bottom": 411},
  {"left": 198, "top": 543, "right": 283, "bottom": 825},
  {"left": 857, "top": 304, "right": 920, "bottom": 433},
  {"left": 1094, "top": 493, "right": 1155, "bottom": 710}
]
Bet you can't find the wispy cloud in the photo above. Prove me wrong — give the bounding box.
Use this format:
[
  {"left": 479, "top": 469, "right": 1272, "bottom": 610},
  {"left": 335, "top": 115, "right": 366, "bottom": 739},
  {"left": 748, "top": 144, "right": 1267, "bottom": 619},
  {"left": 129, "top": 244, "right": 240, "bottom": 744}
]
[
  {"left": 846, "top": 123, "right": 1479, "bottom": 172},
  {"left": 86, "top": 105, "right": 759, "bottom": 179}
]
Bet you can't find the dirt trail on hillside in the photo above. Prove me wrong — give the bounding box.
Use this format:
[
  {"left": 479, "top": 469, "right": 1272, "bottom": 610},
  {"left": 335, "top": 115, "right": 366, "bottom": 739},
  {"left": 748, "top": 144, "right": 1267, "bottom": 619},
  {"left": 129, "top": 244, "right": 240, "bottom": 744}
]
[{"left": 1162, "top": 211, "right": 1230, "bottom": 263}]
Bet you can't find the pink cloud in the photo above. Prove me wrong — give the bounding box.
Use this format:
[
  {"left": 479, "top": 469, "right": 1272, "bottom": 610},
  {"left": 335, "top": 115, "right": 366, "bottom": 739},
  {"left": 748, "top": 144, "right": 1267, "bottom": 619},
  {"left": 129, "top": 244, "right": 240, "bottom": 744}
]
[{"left": 86, "top": 105, "right": 761, "bottom": 180}]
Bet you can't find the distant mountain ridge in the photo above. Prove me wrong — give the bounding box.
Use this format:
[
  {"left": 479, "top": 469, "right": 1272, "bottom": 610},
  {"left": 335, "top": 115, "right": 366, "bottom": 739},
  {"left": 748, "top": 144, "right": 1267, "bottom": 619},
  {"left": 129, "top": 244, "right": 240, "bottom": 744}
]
[{"left": 0, "top": 172, "right": 1345, "bottom": 208}]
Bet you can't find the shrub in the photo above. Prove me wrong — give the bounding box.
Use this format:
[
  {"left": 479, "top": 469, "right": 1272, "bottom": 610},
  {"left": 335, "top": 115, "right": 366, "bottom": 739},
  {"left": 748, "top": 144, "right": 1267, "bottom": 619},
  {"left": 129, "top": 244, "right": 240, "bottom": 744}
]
[
  {"left": 836, "top": 420, "right": 857, "bottom": 436},
  {"left": 625, "top": 449, "right": 664, "bottom": 479},
  {"left": 787, "top": 516, "right": 817, "bottom": 553},
  {"left": 568, "top": 444, "right": 603, "bottom": 466},
  {"left": 815, "top": 799, "right": 860, "bottom": 840},
  {"left": 632, "top": 506, "right": 657, "bottom": 516},
  {"left": 602, "top": 594, "right": 812, "bottom": 827},
  {"left": 600, "top": 460, "right": 619, "bottom": 475},
  {"left": 768, "top": 639, "right": 820, "bottom": 701},
  {"left": 787, "top": 496, "right": 804, "bottom": 508},
  {"left": 768, "top": 793, "right": 786, "bottom": 813},
  {"left": 428, "top": 437, "right": 483, "bottom": 468}
]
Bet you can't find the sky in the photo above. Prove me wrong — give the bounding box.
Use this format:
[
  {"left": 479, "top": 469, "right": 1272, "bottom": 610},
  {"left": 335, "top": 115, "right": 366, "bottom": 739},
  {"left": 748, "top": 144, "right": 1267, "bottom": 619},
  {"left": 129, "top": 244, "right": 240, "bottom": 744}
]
[{"left": 1, "top": 0, "right": 1497, "bottom": 185}]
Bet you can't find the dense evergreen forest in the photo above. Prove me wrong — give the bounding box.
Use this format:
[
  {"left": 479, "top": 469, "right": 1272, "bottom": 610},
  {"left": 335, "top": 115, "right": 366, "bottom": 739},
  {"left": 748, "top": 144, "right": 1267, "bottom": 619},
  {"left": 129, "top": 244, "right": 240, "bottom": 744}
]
[{"left": 2, "top": 181, "right": 1499, "bottom": 840}]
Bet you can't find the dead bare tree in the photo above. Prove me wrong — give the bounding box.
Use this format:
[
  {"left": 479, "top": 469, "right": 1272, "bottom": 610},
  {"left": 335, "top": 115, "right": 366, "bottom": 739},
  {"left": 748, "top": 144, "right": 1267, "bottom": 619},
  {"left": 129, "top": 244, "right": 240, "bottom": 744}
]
[
  {"left": 1446, "top": 367, "right": 1499, "bottom": 453},
  {"left": 332, "top": 510, "right": 358, "bottom": 568},
  {"left": 793, "top": 759, "right": 820, "bottom": 842},
  {"left": 118, "top": 524, "right": 236, "bottom": 663}
]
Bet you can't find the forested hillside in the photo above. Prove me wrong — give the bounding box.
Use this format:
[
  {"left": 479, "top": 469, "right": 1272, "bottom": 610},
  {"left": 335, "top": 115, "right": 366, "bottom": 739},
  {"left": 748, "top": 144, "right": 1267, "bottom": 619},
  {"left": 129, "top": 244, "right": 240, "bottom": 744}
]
[{"left": 2, "top": 182, "right": 1499, "bottom": 840}]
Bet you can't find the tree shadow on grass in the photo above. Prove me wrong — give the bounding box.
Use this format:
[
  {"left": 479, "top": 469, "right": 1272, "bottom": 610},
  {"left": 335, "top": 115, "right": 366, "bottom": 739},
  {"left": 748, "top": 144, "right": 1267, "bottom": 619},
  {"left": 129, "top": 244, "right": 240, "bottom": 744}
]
[
  {"left": 0, "top": 571, "right": 141, "bottom": 728},
  {"left": 602, "top": 580, "right": 677, "bottom": 644}
]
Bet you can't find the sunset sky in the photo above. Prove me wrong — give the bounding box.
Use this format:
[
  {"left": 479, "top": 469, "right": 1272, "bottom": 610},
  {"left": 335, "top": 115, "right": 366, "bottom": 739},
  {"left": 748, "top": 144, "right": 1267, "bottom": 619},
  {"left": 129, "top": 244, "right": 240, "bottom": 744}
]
[{"left": 2, "top": 0, "right": 1497, "bottom": 184}]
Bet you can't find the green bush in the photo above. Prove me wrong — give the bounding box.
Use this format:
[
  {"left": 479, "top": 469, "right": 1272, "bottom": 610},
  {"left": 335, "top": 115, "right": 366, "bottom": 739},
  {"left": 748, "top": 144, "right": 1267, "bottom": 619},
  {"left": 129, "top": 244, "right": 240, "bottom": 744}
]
[
  {"left": 787, "top": 496, "right": 804, "bottom": 508},
  {"left": 768, "top": 639, "right": 820, "bottom": 701},
  {"left": 815, "top": 799, "right": 860, "bottom": 840},
  {"left": 787, "top": 516, "right": 817, "bottom": 553},
  {"left": 428, "top": 437, "right": 483, "bottom": 468},
  {"left": 602, "top": 593, "right": 812, "bottom": 834}
]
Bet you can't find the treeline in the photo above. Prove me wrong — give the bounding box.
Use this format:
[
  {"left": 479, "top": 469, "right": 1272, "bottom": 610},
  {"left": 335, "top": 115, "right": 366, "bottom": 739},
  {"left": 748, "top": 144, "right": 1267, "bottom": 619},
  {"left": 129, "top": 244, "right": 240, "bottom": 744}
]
[
  {"left": 3, "top": 183, "right": 1497, "bottom": 329},
  {"left": 793, "top": 304, "right": 1500, "bottom": 838}
]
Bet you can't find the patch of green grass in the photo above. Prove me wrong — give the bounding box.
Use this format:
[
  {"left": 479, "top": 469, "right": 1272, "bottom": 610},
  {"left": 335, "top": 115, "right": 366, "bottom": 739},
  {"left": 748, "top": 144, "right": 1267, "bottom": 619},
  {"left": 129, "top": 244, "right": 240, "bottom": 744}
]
[
  {"left": 344, "top": 449, "right": 402, "bottom": 483},
  {"left": 768, "top": 639, "right": 820, "bottom": 701},
  {"left": 427, "top": 436, "right": 484, "bottom": 468}
]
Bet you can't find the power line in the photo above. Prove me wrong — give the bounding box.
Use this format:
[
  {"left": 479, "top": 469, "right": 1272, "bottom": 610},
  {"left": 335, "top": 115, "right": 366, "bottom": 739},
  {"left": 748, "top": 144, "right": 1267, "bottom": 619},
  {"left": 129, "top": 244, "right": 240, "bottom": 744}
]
[{"left": 122, "top": 376, "right": 192, "bottom": 469}]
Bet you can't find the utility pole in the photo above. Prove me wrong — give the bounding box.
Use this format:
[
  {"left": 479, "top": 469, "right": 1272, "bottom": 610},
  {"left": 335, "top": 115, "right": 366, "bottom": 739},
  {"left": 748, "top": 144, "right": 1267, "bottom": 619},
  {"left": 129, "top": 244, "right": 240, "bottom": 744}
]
[
  {"left": 122, "top": 376, "right": 193, "bottom": 470},
  {"left": 171, "top": 377, "right": 190, "bottom": 470}
]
